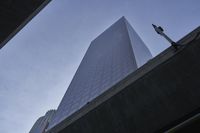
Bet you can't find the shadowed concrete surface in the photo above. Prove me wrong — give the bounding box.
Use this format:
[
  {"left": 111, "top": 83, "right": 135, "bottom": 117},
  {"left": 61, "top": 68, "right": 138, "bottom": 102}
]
[
  {"left": 46, "top": 26, "right": 200, "bottom": 133},
  {"left": 0, "top": 0, "right": 51, "bottom": 49}
]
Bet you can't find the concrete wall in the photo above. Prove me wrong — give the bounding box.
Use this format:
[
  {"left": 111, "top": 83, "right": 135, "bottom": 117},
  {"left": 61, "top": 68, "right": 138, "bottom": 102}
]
[
  {"left": 47, "top": 35, "right": 200, "bottom": 133},
  {"left": 0, "top": 0, "right": 51, "bottom": 49}
]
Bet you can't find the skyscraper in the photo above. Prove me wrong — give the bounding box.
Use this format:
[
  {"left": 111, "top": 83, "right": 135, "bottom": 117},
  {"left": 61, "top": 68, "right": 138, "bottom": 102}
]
[
  {"left": 47, "top": 16, "right": 152, "bottom": 131},
  {"left": 29, "top": 110, "right": 56, "bottom": 133}
]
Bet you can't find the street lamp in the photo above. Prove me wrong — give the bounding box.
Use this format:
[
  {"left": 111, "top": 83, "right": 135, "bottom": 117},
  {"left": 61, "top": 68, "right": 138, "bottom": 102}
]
[{"left": 152, "top": 24, "right": 179, "bottom": 50}]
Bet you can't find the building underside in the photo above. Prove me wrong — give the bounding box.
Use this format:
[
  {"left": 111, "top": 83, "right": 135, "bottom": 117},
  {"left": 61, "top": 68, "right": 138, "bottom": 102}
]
[{"left": 0, "top": 0, "right": 51, "bottom": 49}]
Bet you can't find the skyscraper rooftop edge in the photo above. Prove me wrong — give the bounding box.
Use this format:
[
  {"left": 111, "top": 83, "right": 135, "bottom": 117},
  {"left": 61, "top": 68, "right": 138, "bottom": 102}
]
[{"left": 91, "top": 16, "right": 127, "bottom": 43}]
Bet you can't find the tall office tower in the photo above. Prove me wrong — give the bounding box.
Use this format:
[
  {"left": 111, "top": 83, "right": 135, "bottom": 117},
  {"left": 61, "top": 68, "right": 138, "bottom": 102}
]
[
  {"left": 47, "top": 17, "right": 152, "bottom": 130},
  {"left": 29, "top": 110, "right": 56, "bottom": 133}
]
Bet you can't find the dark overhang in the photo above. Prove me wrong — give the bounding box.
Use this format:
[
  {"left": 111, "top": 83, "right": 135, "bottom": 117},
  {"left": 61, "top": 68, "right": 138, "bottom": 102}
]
[{"left": 0, "top": 0, "right": 51, "bottom": 49}]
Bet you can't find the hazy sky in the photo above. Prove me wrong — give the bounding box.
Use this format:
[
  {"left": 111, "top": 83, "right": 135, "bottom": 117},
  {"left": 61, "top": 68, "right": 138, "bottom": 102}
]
[{"left": 0, "top": 0, "right": 199, "bottom": 133}]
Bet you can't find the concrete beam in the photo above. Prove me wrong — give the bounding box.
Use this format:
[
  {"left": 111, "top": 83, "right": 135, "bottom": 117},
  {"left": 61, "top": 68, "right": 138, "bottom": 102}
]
[{"left": 0, "top": 0, "right": 51, "bottom": 49}]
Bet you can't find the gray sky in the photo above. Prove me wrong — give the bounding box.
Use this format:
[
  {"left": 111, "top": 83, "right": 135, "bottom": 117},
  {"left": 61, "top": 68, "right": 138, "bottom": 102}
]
[{"left": 0, "top": 0, "right": 199, "bottom": 133}]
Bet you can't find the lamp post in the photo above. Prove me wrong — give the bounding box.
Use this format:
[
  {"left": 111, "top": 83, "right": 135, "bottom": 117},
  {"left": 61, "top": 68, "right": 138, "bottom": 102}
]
[{"left": 152, "top": 24, "right": 179, "bottom": 50}]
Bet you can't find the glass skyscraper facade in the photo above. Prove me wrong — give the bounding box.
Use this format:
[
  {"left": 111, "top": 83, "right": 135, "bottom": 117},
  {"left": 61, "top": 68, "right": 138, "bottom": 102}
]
[
  {"left": 30, "top": 110, "right": 56, "bottom": 133},
  {"left": 47, "top": 17, "right": 152, "bottom": 130}
]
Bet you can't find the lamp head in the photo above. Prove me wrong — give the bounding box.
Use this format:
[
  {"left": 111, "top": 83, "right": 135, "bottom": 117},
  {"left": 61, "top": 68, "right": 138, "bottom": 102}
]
[{"left": 152, "top": 24, "right": 164, "bottom": 34}]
